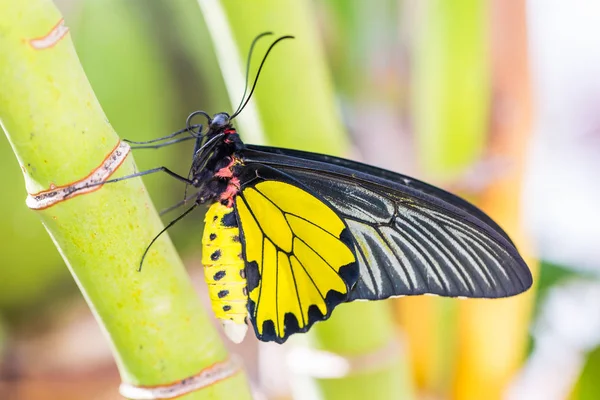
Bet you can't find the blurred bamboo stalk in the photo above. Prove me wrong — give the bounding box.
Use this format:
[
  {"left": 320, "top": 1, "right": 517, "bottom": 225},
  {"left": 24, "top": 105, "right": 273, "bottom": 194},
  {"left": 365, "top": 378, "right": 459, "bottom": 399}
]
[
  {"left": 196, "top": 1, "right": 413, "bottom": 399},
  {"left": 573, "top": 346, "right": 600, "bottom": 400},
  {"left": 0, "top": 1, "right": 252, "bottom": 398},
  {"left": 395, "top": 296, "right": 455, "bottom": 394},
  {"left": 411, "top": 0, "right": 490, "bottom": 181},
  {"left": 452, "top": 1, "right": 538, "bottom": 399},
  {"left": 399, "top": 0, "right": 492, "bottom": 396}
]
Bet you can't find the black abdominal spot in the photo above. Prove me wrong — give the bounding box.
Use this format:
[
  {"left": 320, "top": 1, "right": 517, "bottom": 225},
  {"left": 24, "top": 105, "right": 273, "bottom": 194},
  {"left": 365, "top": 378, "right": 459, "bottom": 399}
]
[
  {"left": 209, "top": 233, "right": 217, "bottom": 241},
  {"left": 218, "top": 290, "right": 229, "bottom": 298},
  {"left": 221, "top": 211, "right": 238, "bottom": 228},
  {"left": 223, "top": 305, "right": 231, "bottom": 312},
  {"left": 245, "top": 261, "right": 260, "bottom": 291},
  {"left": 232, "top": 235, "right": 240, "bottom": 242},
  {"left": 214, "top": 270, "right": 226, "bottom": 281},
  {"left": 210, "top": 250, "right": 221, "bottom": 261},
  {"left": 284, "top": 313, "right": 300, "bottom": 337}
]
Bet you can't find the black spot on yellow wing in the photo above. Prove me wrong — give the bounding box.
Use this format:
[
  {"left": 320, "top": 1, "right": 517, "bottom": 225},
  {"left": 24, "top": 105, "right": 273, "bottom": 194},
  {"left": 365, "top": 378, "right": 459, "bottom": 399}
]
[{"left": 235, "top": 179, "right": 359, "bottom": 343}]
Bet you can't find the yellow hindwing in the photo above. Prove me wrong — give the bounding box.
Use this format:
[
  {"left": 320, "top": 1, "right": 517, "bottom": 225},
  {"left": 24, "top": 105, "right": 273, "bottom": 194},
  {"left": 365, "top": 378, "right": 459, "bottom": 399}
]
[{"left": 235, "top": 180, "right": 357, "bottom": 343}]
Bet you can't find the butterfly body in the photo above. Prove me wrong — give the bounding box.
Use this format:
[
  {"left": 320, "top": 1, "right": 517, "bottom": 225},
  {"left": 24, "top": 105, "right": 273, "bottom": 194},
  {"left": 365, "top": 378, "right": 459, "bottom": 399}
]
[{"left": 186, "top": 112, "right": 532, "bottom": 344}]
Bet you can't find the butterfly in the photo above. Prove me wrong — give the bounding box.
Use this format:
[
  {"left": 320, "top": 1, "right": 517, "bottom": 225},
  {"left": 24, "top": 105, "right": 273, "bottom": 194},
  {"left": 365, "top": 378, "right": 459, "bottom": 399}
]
[{"left": 112, "top": 33, "right": 532, "bottom": 344}]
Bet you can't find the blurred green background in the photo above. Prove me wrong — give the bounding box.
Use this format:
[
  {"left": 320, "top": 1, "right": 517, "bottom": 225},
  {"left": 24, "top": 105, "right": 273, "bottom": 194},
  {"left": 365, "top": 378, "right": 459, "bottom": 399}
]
[{"left": 1, "top": 1, "right": 599, "bottom": 399}]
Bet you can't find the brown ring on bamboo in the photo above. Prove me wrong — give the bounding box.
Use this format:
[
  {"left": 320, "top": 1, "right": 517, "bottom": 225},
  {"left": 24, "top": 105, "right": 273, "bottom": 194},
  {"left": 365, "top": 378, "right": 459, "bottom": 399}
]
[
  {"left": 29, "top": 18, "right": 69, "bottom": 50},
  {"left": 26, "top": 141, "right": 131, "bottom": 210},
  {"left": 119, "top": 356, "right": 242, "bottom": 399},
  {"left": 286, "top": 337, "right": 403, "bottom": 379}
]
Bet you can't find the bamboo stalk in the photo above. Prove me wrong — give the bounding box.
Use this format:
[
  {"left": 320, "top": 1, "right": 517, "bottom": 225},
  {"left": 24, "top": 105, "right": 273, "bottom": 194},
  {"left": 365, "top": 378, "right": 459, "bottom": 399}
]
[
  {"left": 399, "top": 1, "right": 491, "bottom": 395},
  {"left": 411, "top": 0, "right": 490, "bottom": 181},
  {"left": 452, "top": 1, "right": 538, "bottom": 398},
  {"left": 0, "top": 1, "right": 252, "bottom": 398},
  {"left": 197, "top": 0, "right": 413, "bottom": 398}
]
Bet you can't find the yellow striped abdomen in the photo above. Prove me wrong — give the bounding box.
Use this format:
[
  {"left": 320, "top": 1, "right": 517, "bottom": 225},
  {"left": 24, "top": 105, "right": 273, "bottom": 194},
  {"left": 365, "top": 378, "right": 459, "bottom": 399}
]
[{"left": 202, "top": 202, "right": 248, "bottom": 342}]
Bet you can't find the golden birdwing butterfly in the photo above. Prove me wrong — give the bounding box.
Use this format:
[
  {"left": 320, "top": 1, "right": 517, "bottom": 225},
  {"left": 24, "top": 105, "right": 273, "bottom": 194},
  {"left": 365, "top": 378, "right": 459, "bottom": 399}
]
[{"left": 104, "top": 33, "right": 532, "bottom": 344}]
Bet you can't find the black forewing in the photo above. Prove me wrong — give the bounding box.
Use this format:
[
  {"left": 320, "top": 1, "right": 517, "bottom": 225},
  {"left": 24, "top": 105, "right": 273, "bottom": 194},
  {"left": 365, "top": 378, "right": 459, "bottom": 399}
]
[
  {"left": 245, "top": 145, "right": 514, "bottom": 246},
  {"left": 239, "top": 145, "right": 532, "bottom": 300}
]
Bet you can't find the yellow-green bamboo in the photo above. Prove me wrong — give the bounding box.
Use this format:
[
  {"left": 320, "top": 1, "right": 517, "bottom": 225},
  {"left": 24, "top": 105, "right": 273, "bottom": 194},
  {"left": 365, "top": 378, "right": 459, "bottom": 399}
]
[
  {"left": 400, "top": 1, "right": 492, "bottom": 395},
  {"left": 412, "top": 0, "right": 490, "bottom": 181},
  {"left": 0, "top": 1, "right": 252, "bottom": 398},
  {"left": 452, "top": 1, "right": 537, "bottom": 398}
]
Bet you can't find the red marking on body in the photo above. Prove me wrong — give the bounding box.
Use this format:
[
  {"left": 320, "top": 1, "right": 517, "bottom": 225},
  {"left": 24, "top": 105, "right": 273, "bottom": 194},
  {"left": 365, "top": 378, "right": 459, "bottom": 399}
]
[
  {"left": 215, "top": 168, "right": 233, "bottom": 178},
  {"left": 29, "top": 19, "right": 69, "bottom": 50},
  {"left": 220, "top": 177, "right": 240, "bottom": 208},
  {"left": 215, "top": 158, "right": 236, "bottom": 178},
  {"left": 224, "top": 128, "right": 236, "bottom": 135}
]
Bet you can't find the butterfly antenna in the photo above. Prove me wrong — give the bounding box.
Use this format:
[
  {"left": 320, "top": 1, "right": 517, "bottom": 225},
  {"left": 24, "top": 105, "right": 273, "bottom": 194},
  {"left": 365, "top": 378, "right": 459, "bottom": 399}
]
[
  {"left": 232, "top": 32, "right": 274, "bottom": 117},
  {"left": 230, "top": 35, "right": 295, "bottom": 119},
  {"left": 138, "top": 202, "right": 199, "bottom": 271}
]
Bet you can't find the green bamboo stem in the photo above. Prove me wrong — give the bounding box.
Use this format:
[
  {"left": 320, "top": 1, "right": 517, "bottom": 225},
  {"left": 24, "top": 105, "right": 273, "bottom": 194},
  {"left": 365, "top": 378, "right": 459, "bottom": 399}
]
[
  {"left": 0, "top": 1, "right": 251, "bottom": 398},
  {"left": 69, "top": 0, "right": 180, "bottom": 199},
  {"left": 575, "top": 346, "right": 600, "bottom": 400},
  {"left": 412, "top": 0, "right": 490, "bottom": 181},
  {"left": 197, "top": 0, "right": 413, "bottom": 398},
  {"left": 407, "top": 1, "right": 490, "bottom": 395}
]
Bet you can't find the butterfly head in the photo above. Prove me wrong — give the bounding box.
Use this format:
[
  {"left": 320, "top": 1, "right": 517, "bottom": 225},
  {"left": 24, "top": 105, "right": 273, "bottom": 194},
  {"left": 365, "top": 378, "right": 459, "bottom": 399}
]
[{"left": 208, "top": 112, "right": 232, "bottom": 132}]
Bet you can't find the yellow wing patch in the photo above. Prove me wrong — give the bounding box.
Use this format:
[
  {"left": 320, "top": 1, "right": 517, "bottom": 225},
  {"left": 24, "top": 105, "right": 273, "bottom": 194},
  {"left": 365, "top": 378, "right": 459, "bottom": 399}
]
[{"left": 236, "top": 180, "right": 357, "bottom": 343}]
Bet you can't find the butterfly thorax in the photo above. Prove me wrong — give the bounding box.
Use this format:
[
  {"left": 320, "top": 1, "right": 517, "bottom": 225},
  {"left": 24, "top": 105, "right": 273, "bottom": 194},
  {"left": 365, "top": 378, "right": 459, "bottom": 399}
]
[{"left": 191, "top": 113, "right": 245, "bottom": 207}]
